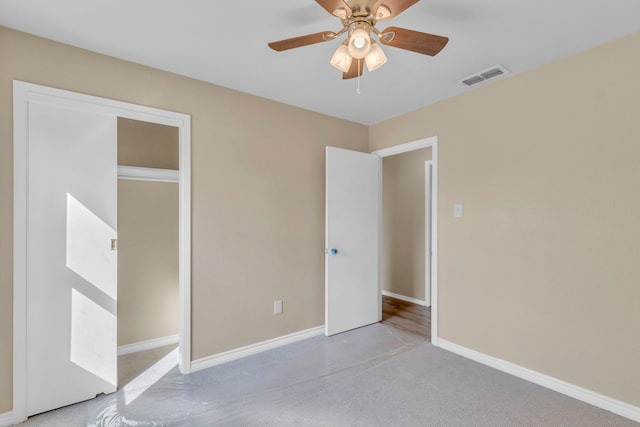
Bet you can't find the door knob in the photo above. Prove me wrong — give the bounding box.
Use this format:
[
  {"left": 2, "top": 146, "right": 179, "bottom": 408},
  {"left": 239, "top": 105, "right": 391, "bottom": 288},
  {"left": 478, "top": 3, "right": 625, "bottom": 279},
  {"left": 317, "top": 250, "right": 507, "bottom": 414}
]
[{"left": 326, "top": 248, "right": 338, "bottom": 255}]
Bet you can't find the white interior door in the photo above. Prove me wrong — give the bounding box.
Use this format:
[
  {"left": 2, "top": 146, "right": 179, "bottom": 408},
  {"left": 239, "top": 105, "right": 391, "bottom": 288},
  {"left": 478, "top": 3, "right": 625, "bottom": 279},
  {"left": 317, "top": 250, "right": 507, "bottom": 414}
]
[
  {"left": 26, "top": 101, "right": 118, "bottom": 416},
  {"left": 325, "top": 147, "right": 380, "bottom": 336}
]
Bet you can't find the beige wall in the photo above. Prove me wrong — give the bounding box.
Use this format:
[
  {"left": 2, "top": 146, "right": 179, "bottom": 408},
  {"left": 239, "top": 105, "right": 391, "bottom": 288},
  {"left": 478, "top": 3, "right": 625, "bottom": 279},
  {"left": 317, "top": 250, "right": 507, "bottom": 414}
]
[
  {"left": 371, "top": 32, "right": 640, "bottom": 407},
  {"left": 0, "top": 26, "right": 368, "bottom": 413},
  {"left": 117, "top": 118, "right": 179, "bottom": 346},
  {"left": 118, "top": 117, "right": 179, "bottom": 169},
  {"left": 382, "top": 148, "right": 432, "bottom": 300},
  {"left": 117, "top": 180, "right": 179, "bottom": 347}
]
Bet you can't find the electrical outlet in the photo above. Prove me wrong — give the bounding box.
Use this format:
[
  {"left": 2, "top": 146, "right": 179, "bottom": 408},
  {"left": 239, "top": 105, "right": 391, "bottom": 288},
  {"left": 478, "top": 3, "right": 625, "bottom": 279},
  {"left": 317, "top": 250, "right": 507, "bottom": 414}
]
[{"left": 274, "top": 299, "right": 283, "bottom": 315}]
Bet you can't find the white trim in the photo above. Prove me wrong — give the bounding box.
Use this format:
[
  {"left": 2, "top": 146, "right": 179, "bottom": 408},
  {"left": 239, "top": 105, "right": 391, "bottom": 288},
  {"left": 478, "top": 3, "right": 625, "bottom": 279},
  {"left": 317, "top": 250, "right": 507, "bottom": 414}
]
[
  {"left": 431, "top": 142, "right": 439, "bottom": 345},
  {"left": 191, "top": 326, "right": 325, "bottom": 372},
  {"left": 178, "top": 111, "right": 192, "bottom": 375},
  {"left": 117, "top": 165, "right": 179, "bottom": 183},
  {"left": 381, "top": 290, "right": 427, "bottom": 306},
  {"left": 12, "top": 81, "right": 28, "bottom": 425},
  {"left": 0, "top": 411, "right": 13, "bottom": 427},
  {"left": 13, "top": 80, "right": 192, "bottom": 422},
  {"left": 377, "top": 155, "right": 383, "bottom": 322},
  {"left": 372, "top": 136, "right": 437, "bottom": 157},
  {"left": 436, "top": 339, "right": 640, "bottom": 423},
  {"left": 373, "top": 136, "right": 439, "bottom": 345},
  {"left": 117, "top": 334, "right": 179, "bottom": 356},
  {"left": 424, "top": 160, "right": 433, "bottom": 307}
]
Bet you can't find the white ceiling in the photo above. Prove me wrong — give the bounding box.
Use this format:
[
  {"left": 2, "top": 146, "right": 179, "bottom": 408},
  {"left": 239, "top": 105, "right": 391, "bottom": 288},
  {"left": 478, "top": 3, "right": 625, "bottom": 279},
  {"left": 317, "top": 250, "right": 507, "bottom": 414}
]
[{"left": 1, "top": 0, "right": 639, "bottom": 125}]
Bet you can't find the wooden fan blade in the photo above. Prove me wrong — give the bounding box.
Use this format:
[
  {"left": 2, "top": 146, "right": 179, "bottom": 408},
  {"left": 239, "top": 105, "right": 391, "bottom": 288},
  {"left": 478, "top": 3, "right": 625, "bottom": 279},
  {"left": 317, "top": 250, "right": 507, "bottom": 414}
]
[
  {"left": 315, "top": 0, "right": 352, "bottom": 18},
  {"left": 343, "top": 57, "right": 364, "bottom": 79},
  {"left": 373, "top": 0, "right": 418, "bottom": 20},
  {"left": 379, "top": 26, "right": 448, "bottom": 56},
  {"left": 268, "top": 32, "right": 336, "bottom": 52}
]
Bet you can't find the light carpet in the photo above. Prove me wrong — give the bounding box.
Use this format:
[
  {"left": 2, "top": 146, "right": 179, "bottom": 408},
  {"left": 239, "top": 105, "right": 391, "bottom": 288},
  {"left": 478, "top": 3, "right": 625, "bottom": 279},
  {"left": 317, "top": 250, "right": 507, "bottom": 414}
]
[{"left": 20, "top": 323, "right": 637, "bottom": 426}]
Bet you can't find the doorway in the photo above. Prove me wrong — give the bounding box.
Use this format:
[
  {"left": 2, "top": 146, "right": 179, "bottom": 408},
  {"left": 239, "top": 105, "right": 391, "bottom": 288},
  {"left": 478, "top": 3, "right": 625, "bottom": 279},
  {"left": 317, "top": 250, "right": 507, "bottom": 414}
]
[
  {"left": 373, "top": 137, "right": 439, "bottom": 341},
  {"left": 324, "top": 138, "right": 438, "bottom": 340},
  {"left": 380, "top": 153, "right": 432, "bottom": 338},
  {"left": 116, "top": 118, "right": 180, "bottom": 388},
  {"left": 381, "top": 151, "right": 432, "bottom": 305},
  {"left": 12, "top": 81, "right": 191, "bottom": 423}
]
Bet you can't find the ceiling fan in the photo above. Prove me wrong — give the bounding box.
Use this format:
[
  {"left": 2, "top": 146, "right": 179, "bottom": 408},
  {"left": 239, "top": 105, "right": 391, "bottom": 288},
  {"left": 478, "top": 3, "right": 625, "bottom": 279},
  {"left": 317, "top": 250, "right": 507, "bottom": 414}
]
[{"left": 268, "top": 0, "right": 449, "bottom": 79}]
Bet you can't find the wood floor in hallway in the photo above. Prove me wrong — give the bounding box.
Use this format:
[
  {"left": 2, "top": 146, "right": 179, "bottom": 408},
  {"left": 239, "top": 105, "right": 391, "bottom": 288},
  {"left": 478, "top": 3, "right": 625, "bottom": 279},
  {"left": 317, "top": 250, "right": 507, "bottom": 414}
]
[{"left": 381, "top": 295, "right": 431, "bottom": 339}]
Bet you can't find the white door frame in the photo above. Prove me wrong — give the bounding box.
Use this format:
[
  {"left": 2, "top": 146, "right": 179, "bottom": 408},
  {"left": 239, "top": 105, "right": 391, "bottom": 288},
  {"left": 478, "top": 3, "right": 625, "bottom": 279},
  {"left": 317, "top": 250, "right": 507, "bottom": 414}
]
[
  {"left": 425, "top": 160, "right": 433, "bottom": 307},
  {"left": 372, "top": 136, "right": 439, "bottom": 343},
  {"left": 12, "top": 81, "right": 192, "bottom": 423}
]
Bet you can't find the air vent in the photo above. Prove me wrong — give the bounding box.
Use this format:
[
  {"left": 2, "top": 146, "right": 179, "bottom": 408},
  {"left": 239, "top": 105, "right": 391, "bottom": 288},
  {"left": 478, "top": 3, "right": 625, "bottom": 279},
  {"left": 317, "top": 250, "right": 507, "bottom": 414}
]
[
  {"left": 458, "top": 65, "right": 510, "bottom": 87},
  {"left": 462, "top": 76, "right": 484, "bottom": 86}
]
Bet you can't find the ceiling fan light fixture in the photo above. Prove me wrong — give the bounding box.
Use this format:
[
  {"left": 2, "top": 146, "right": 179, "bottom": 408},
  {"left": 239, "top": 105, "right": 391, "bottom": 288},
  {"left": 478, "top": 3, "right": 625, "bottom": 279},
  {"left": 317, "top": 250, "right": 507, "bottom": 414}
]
[
  {"left": 380, "top": 31, "right": 395, "bottom": 43},
  {"left": 330, "top": 43, "right": 353, "bottom": 73},
  {"left": 332, "top": 7, "right": 348, "bottom": 19},
  {"left": 348, "top": 25, "right": 371, "bottom": 59},
  {"left": 375, "top": 4, "right": 392, "bottom": 20},
  {"left": 267, "top": 1, "right": 449, "bottom": 79},
  {"left": 365, "top": 41, "right": 387, "bottom": 72}
]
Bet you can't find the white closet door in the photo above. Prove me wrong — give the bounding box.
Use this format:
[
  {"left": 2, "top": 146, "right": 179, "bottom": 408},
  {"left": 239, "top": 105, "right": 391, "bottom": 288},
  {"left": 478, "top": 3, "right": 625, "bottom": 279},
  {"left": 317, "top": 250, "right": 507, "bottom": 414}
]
[
  {"left": 26, "top": 101, "right": 118, "bottom": 416},
  {"left": 325, "top": 147, "right": 381, "bottom": 336}
]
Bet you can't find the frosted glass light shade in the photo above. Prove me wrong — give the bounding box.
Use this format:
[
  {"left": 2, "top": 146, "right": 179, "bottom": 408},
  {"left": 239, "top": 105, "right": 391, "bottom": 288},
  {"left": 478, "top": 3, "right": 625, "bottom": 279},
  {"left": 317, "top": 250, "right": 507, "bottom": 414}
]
[
  {"left": 348, "top": 27, "right": 371, "bottom": 59},
  {"left": 365, "top": 42, "right": 387, "bottom": 72},
  {"left": 330, "top": 44, "right": 353, "bottom": 72}
]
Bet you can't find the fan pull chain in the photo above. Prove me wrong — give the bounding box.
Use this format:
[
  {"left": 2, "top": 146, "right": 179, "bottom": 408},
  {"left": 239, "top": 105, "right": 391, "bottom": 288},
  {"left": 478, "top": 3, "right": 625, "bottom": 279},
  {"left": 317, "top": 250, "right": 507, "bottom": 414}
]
[{"left": 356, "top": 58, "right": 361, "bottom": 95}]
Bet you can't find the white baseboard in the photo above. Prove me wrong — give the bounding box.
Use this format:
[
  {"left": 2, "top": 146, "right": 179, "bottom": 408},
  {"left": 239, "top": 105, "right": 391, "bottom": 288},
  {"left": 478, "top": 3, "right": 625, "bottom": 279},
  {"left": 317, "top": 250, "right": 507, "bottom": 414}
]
[
  {"left": 0, "top": 411, "right": 13, "bottom": 427},
  {"left": 435, "top": 339, "right": 640, "bottom": 423},
  {"left": 191, "top": 326, "right": 325, "bottom": 372},
  {"left": 382, "top": 290, "right": 428, "bottom": 307},
  {"left": 118, "top": 334, "right": 179, "bottom": 356}
]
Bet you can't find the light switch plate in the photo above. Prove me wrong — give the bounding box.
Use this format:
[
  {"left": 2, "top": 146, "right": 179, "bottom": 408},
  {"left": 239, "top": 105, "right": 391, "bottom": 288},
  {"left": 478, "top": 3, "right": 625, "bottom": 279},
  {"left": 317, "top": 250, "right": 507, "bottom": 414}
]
[
  {"left": 274, "top": 299, "right": 283, "bottom": 315},
  {"left": 454, "top": 203, "right": 464, "bottom": 218}
]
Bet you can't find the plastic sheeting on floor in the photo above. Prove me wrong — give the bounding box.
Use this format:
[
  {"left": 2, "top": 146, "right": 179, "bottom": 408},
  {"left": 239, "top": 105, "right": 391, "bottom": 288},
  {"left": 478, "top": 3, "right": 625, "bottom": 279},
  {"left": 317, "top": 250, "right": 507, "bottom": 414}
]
[
  {"left": 87, "top": 325, "right": 425, "bottom": 426},
  {"left": 24, "top": 323, "right": 637, "bottom": 426}
]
